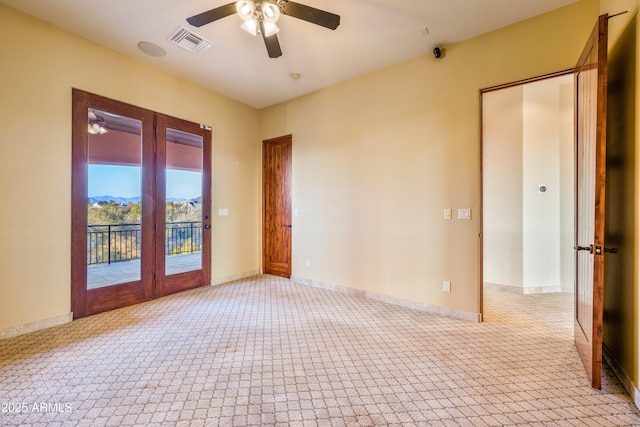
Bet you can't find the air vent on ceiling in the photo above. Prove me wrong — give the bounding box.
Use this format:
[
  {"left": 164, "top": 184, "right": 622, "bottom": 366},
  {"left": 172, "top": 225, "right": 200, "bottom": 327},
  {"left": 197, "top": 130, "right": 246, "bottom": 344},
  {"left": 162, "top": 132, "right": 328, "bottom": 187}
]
[{"left": 167, "top": 26, "right": 212, "bottom": 55}]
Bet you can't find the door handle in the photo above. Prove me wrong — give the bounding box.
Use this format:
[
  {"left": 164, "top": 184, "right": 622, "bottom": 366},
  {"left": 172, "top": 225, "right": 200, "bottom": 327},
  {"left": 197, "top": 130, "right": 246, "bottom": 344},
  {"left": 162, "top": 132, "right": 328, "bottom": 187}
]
[
  {"left": 594, "top": 245, "right": 619, "bottom": 255},
  {"left": 284, "top": 224, "right": 292, "bottom": 228},
  {"left": 575, "top": 245, "right": 619, "bottom": 255},
  {"left": 204, "top": 224, "right": 211, "bottom": 229}
]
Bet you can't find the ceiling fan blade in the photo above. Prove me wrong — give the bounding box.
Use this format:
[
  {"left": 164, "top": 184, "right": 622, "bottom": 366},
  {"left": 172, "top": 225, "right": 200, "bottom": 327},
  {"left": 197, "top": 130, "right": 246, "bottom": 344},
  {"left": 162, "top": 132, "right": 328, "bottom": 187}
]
[
  {"left": 261, "top": 29, "right": 283, "bottom": 58},
  {"left": 282, "top": 1, "right": 340, "bottom": 30},
  {"left": 187, "top": 2, "right": 237, "bottom": 27}
]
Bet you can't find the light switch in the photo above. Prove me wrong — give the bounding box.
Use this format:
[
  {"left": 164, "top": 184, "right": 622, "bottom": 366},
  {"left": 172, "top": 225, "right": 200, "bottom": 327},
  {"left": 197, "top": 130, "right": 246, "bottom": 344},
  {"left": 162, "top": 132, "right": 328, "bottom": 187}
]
[
  {"left": 457, "top": 208, "right": 471, "bottom": 220},
  {"left": 295, "top": 209, "right": 299, "bottom": 217},
  {"left": 443, "top": 209, "right": 452, "bottom": 220},
  {"left": 218, "top": 208, "right": 229, "bottom": 217}
]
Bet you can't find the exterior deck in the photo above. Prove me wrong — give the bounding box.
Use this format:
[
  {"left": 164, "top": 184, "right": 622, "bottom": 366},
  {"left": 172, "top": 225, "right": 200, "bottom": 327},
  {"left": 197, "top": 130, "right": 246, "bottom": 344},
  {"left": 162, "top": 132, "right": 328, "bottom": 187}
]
[{"left": 87, "top": 252, "right": 201, "bottom": 289}]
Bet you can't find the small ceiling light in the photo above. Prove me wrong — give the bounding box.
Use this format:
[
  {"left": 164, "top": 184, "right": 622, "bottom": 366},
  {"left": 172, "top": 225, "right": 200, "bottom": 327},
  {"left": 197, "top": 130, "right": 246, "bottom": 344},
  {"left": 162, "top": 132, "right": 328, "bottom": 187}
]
[
  {"left": 263, "top": 21, "right": 280, "bottom": 37},
  {"left": 290, "top": 72, "right": 302, "bottom": 80},
  {"left": 137, "top": 41, "right": 167, "bottom": 57},
  {"left": 88, "top": 110, "right": 108, "bottom": 135},
  {"left": 262, "top": 2, "right": 281, "bottom": 23},
  {"left": 241, "top": 18, "right": 259, "bottom": 36},
  {"left": 236, "top": 0, "right": 256, "bottom": 20},
  {"left": 88, "top": 123, "right": 108, "bottom": 135}
]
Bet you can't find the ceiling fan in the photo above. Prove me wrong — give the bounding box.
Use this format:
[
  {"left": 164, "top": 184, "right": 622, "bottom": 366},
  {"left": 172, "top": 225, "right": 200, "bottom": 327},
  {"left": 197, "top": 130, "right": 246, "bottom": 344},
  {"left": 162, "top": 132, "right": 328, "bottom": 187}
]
[{"left": 186, "top": 0, "right": 340, "bottom": 58}]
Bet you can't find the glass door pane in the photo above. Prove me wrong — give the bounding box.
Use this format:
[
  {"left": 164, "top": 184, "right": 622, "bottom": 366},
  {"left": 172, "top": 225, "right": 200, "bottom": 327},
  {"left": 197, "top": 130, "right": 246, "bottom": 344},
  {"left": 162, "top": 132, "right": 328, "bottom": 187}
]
[
  {"left": 165, "top": 128, "right": 203, "bottom": 275},
  {"left": 86, "top": 108, "right": 142, "bottom": 289}
]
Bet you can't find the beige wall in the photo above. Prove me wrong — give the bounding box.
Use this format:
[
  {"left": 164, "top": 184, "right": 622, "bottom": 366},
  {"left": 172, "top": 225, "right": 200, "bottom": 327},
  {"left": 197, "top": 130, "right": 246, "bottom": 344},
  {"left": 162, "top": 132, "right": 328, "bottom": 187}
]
[
  {"left": 259, "top": 0, "right": 599, "bottom": 317},
  {"left": 483, "top": 76, "right": 574, "bottom": 294},
  {"left": 0, "top": 4, "right": 261, "bottom": 331},
  {"left": 559, "top": 82, "right": 575, "bottom": 294},
  {"left": 483, "top": 87, "right": 524, "bottom": 289},
  {"left": 522, "top": 78, "right": 573, "bottom": 292},
  {"left": 522, "top": 83, "right": 561, "bottom": 290},
  {"left": 600, "top": 0, "right": 640, "bottom": 399}
]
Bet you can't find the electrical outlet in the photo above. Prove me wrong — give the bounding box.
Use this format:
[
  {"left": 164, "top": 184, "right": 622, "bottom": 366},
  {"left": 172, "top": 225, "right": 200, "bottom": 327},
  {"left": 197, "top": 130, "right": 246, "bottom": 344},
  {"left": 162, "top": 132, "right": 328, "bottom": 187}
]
[
  {"left": 305, "top": 259, "right": 310, "bottom": 268},
  {"left": 443, "top": 281, "right": 451, "bottom": 293}
]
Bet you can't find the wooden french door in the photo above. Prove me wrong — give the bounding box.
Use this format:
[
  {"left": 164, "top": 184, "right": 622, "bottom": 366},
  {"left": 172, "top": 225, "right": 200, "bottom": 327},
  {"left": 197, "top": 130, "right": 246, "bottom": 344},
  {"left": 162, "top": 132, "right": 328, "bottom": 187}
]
[
  {"left": 574, "top": 14, "right": 608, "bottom": 389},
  {"left": 263, "top": 135, "right": 292, "bottom": 278},
  {"left": 156, "top": 114, "right": 212, "bottom": 295},
  {"left": 71, "top": 90, "right": 211, "bottom": 318}
]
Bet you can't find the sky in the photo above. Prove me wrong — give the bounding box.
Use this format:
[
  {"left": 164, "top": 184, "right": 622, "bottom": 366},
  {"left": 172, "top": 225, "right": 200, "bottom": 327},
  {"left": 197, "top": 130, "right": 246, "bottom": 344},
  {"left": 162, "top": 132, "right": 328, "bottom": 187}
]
[{"left": 88, "top": 165, "right": 202, "bottom": 200}]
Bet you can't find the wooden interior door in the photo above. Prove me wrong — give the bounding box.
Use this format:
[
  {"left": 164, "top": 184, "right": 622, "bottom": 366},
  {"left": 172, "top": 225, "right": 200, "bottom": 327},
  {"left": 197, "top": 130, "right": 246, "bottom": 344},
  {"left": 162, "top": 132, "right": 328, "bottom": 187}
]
[
  {"left": 263, "top": 135, "right": 292, "bottom": 278},
  {"left": 574, "top": 14, "right": 608, "bottom": 389}
]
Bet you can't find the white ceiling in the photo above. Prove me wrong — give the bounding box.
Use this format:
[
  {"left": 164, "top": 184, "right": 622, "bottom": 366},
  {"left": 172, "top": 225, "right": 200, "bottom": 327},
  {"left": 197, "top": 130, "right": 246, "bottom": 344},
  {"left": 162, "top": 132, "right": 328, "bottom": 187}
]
[{"left": 2, "top": 0, "right": 577, "bottom": 109}]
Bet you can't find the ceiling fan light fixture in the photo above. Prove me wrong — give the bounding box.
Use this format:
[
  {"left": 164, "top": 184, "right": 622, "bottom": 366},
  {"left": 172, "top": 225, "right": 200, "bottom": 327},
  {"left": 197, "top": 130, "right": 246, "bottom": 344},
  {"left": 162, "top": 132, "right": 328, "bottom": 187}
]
[
  {"left": 263, "top": 21, "right": 280, "bottom": 37},
  {"left": 88, "top": 110, "right": 108, "bottom": 135},
  {"left": 241, "top": 18, "right": 259, "bottom": 36},
  {"left": 186, "top": 0, "right": 340, "bottom": 59},
  {"left": 236, "top": 0, "right": 256, "bottom": 20},
  {"left": 262, "top": 2, "right": 281, "bottom": 23},
  {"left": 88, "top": 123, "right": 108, "bottom": 135}
]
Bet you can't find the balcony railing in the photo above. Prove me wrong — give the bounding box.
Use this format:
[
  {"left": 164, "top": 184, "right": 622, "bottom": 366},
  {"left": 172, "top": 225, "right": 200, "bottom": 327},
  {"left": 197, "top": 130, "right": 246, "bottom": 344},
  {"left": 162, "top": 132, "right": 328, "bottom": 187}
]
[{"left": 87, "top": 222, "right": 201, "bottom": 265}]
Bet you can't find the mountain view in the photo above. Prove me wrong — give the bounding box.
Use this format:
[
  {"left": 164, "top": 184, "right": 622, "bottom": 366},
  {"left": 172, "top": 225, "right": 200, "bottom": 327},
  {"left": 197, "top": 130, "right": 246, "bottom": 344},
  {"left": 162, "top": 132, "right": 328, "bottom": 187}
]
[
  {"left": 88, "top": 195, "right": 141, "bottom": 205},
  {"left": 88, "top": 195, "right": 198, "bottom": 204}
]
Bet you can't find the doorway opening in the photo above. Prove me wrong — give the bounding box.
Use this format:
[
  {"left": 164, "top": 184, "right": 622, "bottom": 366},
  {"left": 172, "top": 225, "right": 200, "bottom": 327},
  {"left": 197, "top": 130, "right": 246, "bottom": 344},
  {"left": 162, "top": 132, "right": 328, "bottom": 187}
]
[{"left": 481, "top": 72, "right": 575, "bottom": 327}]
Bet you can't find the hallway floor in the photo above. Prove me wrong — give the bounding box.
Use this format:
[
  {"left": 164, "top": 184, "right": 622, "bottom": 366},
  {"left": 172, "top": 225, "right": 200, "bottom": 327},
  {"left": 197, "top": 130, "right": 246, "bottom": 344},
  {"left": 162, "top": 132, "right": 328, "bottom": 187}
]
[{"left": 1, "top": 275, "right": 639, "bottom": 426}]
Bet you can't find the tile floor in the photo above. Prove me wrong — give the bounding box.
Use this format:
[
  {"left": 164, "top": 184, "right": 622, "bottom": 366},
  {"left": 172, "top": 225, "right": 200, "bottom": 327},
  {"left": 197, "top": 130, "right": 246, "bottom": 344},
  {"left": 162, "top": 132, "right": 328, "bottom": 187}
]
[{"left": 1, "top": 275, "right": 639, "bottom": 426}]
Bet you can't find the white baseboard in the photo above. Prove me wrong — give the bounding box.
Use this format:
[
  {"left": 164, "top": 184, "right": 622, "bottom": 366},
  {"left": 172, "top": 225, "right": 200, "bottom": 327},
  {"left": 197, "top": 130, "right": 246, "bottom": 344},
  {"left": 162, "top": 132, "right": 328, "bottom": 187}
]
[
  {"left": 0, "top": 312, "right": 72, "bottom": 340},
  {"left": 292, "top": 276, "right": 481, "bottom": 323},
  {"left": 211, "top": 270, "right": 261, "bottom": 286},
  {"left": 603, "top": 344, "right": 640, "bottom": 411},
  {"left": 561, "top": 284, "right": 574, "bottom": 294},
  {"left": 484, "top": 282, "right": 564, "bottom": 295},
  {"left": 522, "top": 285, "right": 562, "bottom": 294}
]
